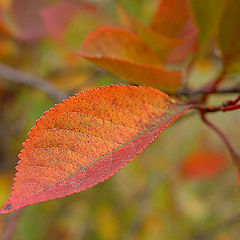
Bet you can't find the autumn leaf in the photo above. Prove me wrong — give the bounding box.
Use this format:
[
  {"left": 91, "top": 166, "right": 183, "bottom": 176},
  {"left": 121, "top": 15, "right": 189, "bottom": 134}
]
[
  {"left": 78, "top": 27, "right": 182, "bottom": 92},
  {"left": 115, "top": 4, "right": 136, "bottom": 32},
  {"left": 190, "top": 0, "right": 228, "bottom": 57},
  {"left": 151, "top": 0, "right": 194, "bottom": 38},
  {"left": 0, "top": 15, "right": 12, "bottom": 38},
  {"left": 0, "top": 85, "right": 189, "bottom": 214},
  {"left": 136, "top": 20, "right": 197, "bottom": 64},
  {"left": 218, "top": 0, "right": 240, "bottom": 65},
  {"left": 137, "top": 0, "right": 197, "bottom": 64},
  {"left": 180, "top": 150, "right": 228, "bottom": 180}
]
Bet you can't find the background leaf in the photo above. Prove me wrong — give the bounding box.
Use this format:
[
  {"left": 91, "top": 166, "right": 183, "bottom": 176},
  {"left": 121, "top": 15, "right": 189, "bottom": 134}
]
[
  {"left": 78, "top": 27, "right": 182, "bottom": 92},
  {"left": 180, "top": 150, "right": 228, "bottom": 180},
  {"left": 137, "top": 0, "right": 198, "bottom": 64},
  {"left": 190, "top": 0, "right": 227, "bottom": 57},
  {"left": 151, "top": 0, "right": 193, "bottom": 37},
  {"left": 218, "top": 0, "right": 240, "bottom": 65},
  {"left": 136, "top": 20, "right": 197, "bottom": 64}
]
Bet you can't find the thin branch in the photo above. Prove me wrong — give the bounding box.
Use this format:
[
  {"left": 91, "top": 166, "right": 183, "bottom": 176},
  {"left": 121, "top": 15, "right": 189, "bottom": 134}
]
[
  {"left": 223, "top": 95, "right": 240, "bottom": 107},
  {"left": 201, "top": 68, "right": 227, "bottom": 101},
  {"left": 1, "top": 209, "right": 23, "bottom": 240},
  {"left": 188, "top": 212, "right": 240, "bottom": 240},
  {"left": 191, "top": 104, "right": 221, "bottom": 113},
  {"left": 0, "top": 63, "right": 68, "bottom": 101},
  {"left": 190, "top": 100, "right": 240, "bottom": 113},
  {"left": 200, "top": 113, "right": 240, "bottom": 168},
  {"left": 231, "top": 95, "right": 240, "bottom": 104},
  {"left": 222, "top": 104, "right": 240, "bottom": 112},
  {"left": 176, "top": 85, "right": 240, "bottom": 97}
]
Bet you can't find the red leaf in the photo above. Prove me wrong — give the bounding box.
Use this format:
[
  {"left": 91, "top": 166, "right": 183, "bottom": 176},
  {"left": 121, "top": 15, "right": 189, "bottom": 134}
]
[
  {"left": 180, "top": 150, "right": 228, "bottom": 180},
  {"left": 0, "top": 85, "right": 189, "bottom": 214},
  {"left": 41, "top": 1, "right": 97, "bottom": 42},
  {"left": 78, "top": 27, "right": 182, "bottom": 92}
]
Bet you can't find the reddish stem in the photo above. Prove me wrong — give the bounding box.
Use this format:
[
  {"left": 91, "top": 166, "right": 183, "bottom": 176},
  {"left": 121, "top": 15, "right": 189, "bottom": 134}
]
[
  {"left": 190, "top": 104, "right": 221, "bottom": 113},
  {"left": 222, "top": 104, "right": 240, "bottom": 112},
  {"left": 1, "top": 209, "right": 23, "bottom": 240},
  {"left": 176, "top": 85, "right": 240, "bottom": 97},
  {"left": 232, "top": 95, "right": 240, "bottom": 105},
  {"left": 201, "top": 68, "right": 227, "bottom": 101},
  {"left": 200, "top": 113, "right": 240, "bottom": 168}
]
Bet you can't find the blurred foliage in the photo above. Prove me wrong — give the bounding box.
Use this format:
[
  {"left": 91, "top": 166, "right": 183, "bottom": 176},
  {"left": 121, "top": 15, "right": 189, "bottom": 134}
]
[{"left": 0, "top": 0, "right": 240, "bottom": 239}]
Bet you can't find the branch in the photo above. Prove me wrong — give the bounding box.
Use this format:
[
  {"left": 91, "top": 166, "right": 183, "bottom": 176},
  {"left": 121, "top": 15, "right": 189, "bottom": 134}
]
[
  {"left": 190, "top": 104, "right": 240, "bottom": 113},
  {"left": 222, "top": 95, "right": 240, "bottom": 107},
  {"left": 190, "top": 93, "right": 240, "bottom": 114},
  {"left": 1, "top": 209, "right": 23, "bottom": 240},
  {"left": 176, "top": 85, "right": 240, "bottom": 97},
  {"left": 222, "top": 104, "right": 240, "bottom": 111},
  {"left": 0, "top": 63, "right": 68, "bottom": 101},
  {"left": 200, "top": 113, "right": 240, "bottom": 168},
  {"left": 201, "top": 68, "right": 227, "bottom": 101}
]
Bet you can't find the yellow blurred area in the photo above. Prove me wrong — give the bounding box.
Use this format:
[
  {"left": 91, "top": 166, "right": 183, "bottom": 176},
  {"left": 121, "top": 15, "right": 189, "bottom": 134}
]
[
  {"left": 0, "top": 0, "right": 12, "bottom": 10},
  {"left": 0, "top": 40, "right": 15, "bottom": 58},
  {"left": 95, "top": 205, "right": 120, "bottom": 240},
  {"left": 50, "top": 71, "right": 90, "bottom": 91},
  {"left": 0, "top": 172, "right": 13, "bottom": 207}
]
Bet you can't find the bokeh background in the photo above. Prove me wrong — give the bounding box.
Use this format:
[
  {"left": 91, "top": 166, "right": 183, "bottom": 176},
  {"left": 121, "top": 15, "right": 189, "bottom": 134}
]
[{"left": 0, "top": 0, "right": 240, "bottom": 239}]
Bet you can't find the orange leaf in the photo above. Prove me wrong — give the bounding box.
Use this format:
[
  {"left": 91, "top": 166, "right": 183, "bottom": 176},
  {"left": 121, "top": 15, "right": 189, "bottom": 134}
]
[
  {"left": 180, "top": 150, "right": 228, "bottom": 180},
  {"left": 136, "top": 20, "right": 197, "bottom": 64},
  {"left": 0, "top": 85, "right": 189, "bottom": 214},
  {"left": 237, "top": 170, "right": 240, "bottom": 190},
  {"left": 190, "top": 0, "right": 228, "bottom": 57},
  {"left": 0, "top": 15, "right": 12, "bottom": 37},
  {"left": 78, "top": 27, "right": 182, "bottom": 92},
  {"left": 151, "top": 0, "right": 194, "bottom": 38},
  {"left": 218, "top": 0, "right": 240, "bottom": 65},
  {"left": 147, "top": 0, "right": 198, "bottom": 63},
  {"left": 41, "top": 1, "right": 97, "bottom": 42}
]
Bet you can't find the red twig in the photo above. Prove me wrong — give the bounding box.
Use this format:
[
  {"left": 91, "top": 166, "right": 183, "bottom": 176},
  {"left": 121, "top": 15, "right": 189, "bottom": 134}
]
[
  {"left": 221, "top": 95, "right": 240, "bottom": 111},
  {"left": 200, "top": 113, "right": 240, "bottom": 168},
  {"left": 232, "top": 95, "right": 240, "bottom": 105},
  {"left": 222, "top": 104, "right": 240, "bottom": 112},
  {"left": 201, "top": 68, "right": 227, "bottom": 101},
  {"left": 190, "top": 104, "right": 221, "bottom": 113},
  {"left": 190, "top": 94, "right": 240, "bottom": 113},
  {"left": 222, "top": 95, "right": 240, "bottom": 107},
  {"left": 190, "top": 104, "right": 240, "bottom": 113}
]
